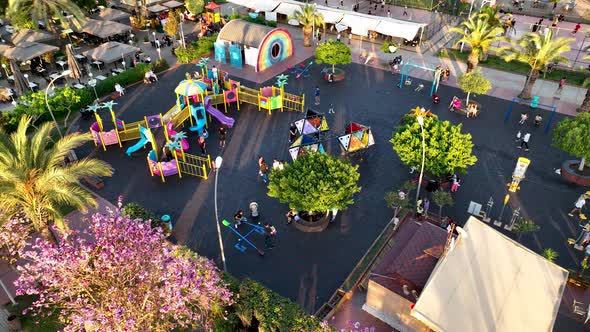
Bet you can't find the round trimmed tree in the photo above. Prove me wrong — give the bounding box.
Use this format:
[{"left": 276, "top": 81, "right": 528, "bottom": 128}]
[
  {"left": 315, "top": 39, "right": 352, "bottom": 78},
  {"left": 553, "top": 112, "right": 590, "bottom": 172},
  {"left": 391, "top": 113, "right": 478, "bottom": 177},
  {"left": 457, "top": 70, "right": 492, "bottom": 105},
  {"left": 267, "top": 153, "right": 361, "bottom": 218}
]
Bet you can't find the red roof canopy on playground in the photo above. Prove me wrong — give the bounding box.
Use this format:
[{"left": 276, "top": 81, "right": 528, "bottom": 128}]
[{"left": 205, "top": 2, "right": 220, "bottom": 10}]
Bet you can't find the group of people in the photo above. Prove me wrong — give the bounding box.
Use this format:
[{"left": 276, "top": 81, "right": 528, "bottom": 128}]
[
  {"left": 143, "top": 70, "right": 158, "bottom": 84},
  {"left": 435, "top": 66, "right": 450, "bottom": 82},
  {"left": 518, "top": 112, "right": 543, "bottom": 126},
  {"left": 153, "top": 35, "right": 173, "bottom": 48},
  {"left": 257, "top": 156, "right": 286, "bottom": 184},
  {"left": 233, "top": 203, "right": 277, "bottom": 249}
]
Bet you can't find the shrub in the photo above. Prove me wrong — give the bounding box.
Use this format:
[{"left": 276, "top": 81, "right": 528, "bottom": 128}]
[
  {"left": 122, "top": 202, "right": 170, "bottom": 234},
  {"left": 153, "top": 58, "right": 170, "bottom": 73},
  {"left": 174, "top": 34, "right": 217, "bottom": 64},
  {"left": 380, "top": 41, "right": 398, "bottom": 53},
  {"left": 93, "top": 63, "right": 152, "bottom": 96},
  {"left": 437, "top": 48, "right": 449, "bottom": 58}
]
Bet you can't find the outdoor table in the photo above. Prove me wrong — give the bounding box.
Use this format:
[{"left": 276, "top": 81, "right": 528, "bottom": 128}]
[
  {"left": 49, "top": 73, "right": 61, "bottom": 80},
  {"left": 112, "top": 68, "right": 124, "bottom": 74},
  {"left": 92, "top": 61, "right": 103, "bottom": 70},
  {"left": 74, "top": 54, "right": 85, "bottom": 61},
  {"left": 95, "top": 75, "right": 107, "bottom": 81},
  {"left": 74, "top": 83, "right": 86, "bottom": 89},
  {"left": 56, "top": 60, "right": 67, "bottom": 70}
]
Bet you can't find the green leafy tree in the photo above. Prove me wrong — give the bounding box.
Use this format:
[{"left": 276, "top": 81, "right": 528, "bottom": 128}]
[
  {"left": 267, "top": 153, "right": 361, "bottom": 215},
  {"left": 580, "top": 258, "right": 589, "bottom": 277},
  {"left": 449, "top": 15, "right": 504, "bottom": 72},
  {"left": 432, "top": 190, "right": 454, "bottom": 218},
  {"left": 0, "top": 116, "right": 113, "bottom": 240},
  {"left": 457, "top": 70, "right": 492, "bottom": 104},
  {"left": 553, "top": 112, "right": 590, "bottom": 171},
  {"left": 163, "top": 9, "right": 180, "bottom": 44},
  {"left": 578, "top": 53, "right": 590, "bottom": 113},
  {"left": 186, "top": 0, "right": 204, "bottom": 16},
  {"left": 384, "top": 181, "right": 414, "bottom": 219},
  {"left": 8, "top": 0, "right": 86, "bottom": 30},
  {"left": 391, "top": 115, "right": 478, "bottom": 178},
  {"left": 289, "top": 3, "right": 325, "bottom": 47},
  {"left": 315, "top": 40, "right": 352, "bottom": 73},
  {"left": 498, "top": 31, "right": 572, "bottom": 99},
  {"left": 542, "top": 248, "right": 558, "bottom": 262},
  {"left": 512, "top": 217, "right": 540, "bottom": 242}
]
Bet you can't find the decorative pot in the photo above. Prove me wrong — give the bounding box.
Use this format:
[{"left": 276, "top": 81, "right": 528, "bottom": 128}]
[
  {"left": 561, "top": 160, "right": 590, "bottom": 186},
  {"left": 293, "top": 211, "right": 330, "bottom": 232}
]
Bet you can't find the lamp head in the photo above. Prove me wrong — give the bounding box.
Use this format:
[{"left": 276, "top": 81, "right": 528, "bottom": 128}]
[
  {"left": 23, "top": 73, "right": 28, "bottom": 78},
  {"left": 417, "top": 115, "right": 424, "bottom": 126},
  {"left": 1, "top": 64, "right": 5, "bottom": 68},
  {"left": 215, "top": 156, "right": 223, "bottom": 168}
]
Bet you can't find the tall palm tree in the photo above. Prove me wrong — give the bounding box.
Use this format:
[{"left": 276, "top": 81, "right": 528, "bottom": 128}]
[
  {"left": 478, "top": 6, "right": 504, "bottom": 28},
  {"left": 289, "top": 4, "right": 325, "bottom": 47},
  {"left": 0, "top": 116, "right": 113, "bottom": 240},
  {"left": 578, "top": 54, "right": 590, "bottom": 113},
  {"left": 8, "top": 0, "right": 85, "bottom": 31},
  {"left": 449, "top": 16, "right": 504, "bottom": 72},
  {"left": 498, "top": 31, "right": 572, "bottom": 99}
]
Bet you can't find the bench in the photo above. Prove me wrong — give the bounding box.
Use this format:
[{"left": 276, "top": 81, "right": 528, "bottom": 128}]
[
  {"left": 453, "top": 107, "right": 480, "bottom": 118},
  {"left": 83, "top": 176, "right": 104, "bottom": 189}
]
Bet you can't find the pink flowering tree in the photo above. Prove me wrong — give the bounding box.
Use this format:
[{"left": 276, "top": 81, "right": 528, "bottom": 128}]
[
  {"left": 0, "top": 217, "right": 31, "bottom": 267},
  {"left": 15, "top": 201, "right": 233, "bottom": 331}
]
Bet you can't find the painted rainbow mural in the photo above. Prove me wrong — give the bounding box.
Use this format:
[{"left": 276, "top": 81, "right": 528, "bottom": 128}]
[{"left": 256, "top": 28, "right": 294, "bottom": 72}]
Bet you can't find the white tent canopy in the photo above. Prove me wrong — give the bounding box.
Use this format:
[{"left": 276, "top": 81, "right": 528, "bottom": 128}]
[
  {"left": 316, "top": 8, "right": 344, "bottom": 24},
  {"left": 83, "top": 41, "right": 140, "bottom": 63},
  {"left": 246, "top": 0, "right": 280, "bottom": 12},
  {"left": 375, "top": 19, "right": 425, "bottom": 41},
  {"left": 273, "top": 2, "right": 302, "bottom": 16},
  {"left": 412, "top": 217, "right": 568, "bottom": 332},
  {"left": 227, "top": 0, "right": 250, "bottom": 6},
  {"left": 163, "top": 0, "right": 183, "bottom": 8},
  {"left": 147, "top": 4, "right": 168, "bottom": 12},
  {"left": 338, "top": 14, "right": 379, "bottom": 36}
]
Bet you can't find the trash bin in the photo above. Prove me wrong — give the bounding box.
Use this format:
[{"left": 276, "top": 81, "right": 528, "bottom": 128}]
[{"left": 161, "top": 214, "right": 172, "bottom": 231}]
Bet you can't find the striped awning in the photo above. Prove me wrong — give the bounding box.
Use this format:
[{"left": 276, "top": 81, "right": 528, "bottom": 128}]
[{"left": 175, "top": 80, "right": 208, "bottom": 96}]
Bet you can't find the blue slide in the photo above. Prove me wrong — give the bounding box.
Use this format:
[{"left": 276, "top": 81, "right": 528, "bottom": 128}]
[
  {"left": 189, "top": 105, "right": 207, "bottom": 132},
  {"left": 126, "top": 125, "right": 150, "bottom": 156}
]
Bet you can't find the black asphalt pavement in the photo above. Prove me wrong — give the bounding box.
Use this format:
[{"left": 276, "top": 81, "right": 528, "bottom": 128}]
[{"left": 76, "top": 62, "right": 586, "bottom": 316}]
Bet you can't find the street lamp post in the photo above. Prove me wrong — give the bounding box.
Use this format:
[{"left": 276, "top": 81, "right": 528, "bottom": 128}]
[
  {"left": 1, "top": 63, "right": 9, "bottom": 78},
  {"left": 157, "top": 47, "right": 162, "bottom": 60},
  {"left": 88, "top": 73, "right": 98, "bottom": 101},
  {"left": 179, "top": 13, "right": 186, "bottom": 48},
  {"left": 45, "top": 70, "right": 72, "bottom": 138},
  {"left": 415, "top": 115, "right": 426, "bottom": 209},
  {"left": 23, "top": 73, "right": 32, "bottom": 92},
  {"left": 152, "top": 31, "right": 156, "bottom": 43},
  {"left": 214, "top": 156, "right": 228, "bottom": 272},
  {"left": 312, "top": 3, "right": 317, "bottom": 42}
]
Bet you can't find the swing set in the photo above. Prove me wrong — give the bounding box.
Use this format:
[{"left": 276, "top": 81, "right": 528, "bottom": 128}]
[{"left": 397, "top": 61, "right": 441, "bottom": 97}]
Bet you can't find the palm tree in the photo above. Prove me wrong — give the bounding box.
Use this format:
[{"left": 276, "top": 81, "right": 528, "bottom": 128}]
[
  {"left": 541, "top": 248, "right": 558, "bottom": 262},
  {"left": 478, "top": 6, "right": 504, "bottom": 28},
  {"left": 449, "top": 16, "right": 504, "bottom": 72},
  {"left": 498, "top": 31, "right": 572, "bottom": 99},
  {"left": 8, "top": 0, "right": 85, "bottom": 31},
  {"left": 0, "top": 116, "right": 113, "bottom": 240},
  {"left": 578, "top": 54, "right": 590, "bottom": 113},
  {"left": 289, "top": 4, "right": 325, "bottom": 47}
]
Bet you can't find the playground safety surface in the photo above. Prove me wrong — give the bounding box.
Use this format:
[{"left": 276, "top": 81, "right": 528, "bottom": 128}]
[{"left": 76, "top": 62, "right": 587, "bottom": 326}]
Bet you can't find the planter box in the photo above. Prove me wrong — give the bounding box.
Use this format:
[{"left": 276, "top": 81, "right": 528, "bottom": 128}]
[
  {"left": 322, "top": 68, "right": 346, "bottom": 82},
  {"left": 293, "top": 212, "right": 330, "bottom": 232},
  {"left": 561, "top": 160, "right": 590, "bottom": 186}
]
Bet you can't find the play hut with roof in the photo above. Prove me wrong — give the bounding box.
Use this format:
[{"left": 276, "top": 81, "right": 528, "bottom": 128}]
[
  {"left": 214, "top": 19, "right": 293, "bottom": 72},
  {"left": 288, "top": 109, "right": 329, "bottom": 160},
  {"left": 338, "top": 122, "right": 375, "bottom": 156}
]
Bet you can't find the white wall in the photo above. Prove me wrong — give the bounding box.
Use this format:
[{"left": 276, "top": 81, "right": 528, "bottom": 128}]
[{"left": 243, "top": 46, "right": 259, "bottom": 69}]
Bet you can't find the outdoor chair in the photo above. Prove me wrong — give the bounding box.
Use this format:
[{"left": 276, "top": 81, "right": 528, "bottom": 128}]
[{"left": 572, "top": 300, "right": 590, "bottom": 324}]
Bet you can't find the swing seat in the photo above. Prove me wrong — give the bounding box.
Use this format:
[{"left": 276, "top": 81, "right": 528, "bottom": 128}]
[
  {"left": 234, "top": 243, "right": 246, "bottom": 252},
  {"left": 405, "top": 79, "right": 412, "bottom": 86}
]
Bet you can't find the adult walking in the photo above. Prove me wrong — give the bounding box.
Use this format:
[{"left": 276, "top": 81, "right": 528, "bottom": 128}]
[
  {"left": 569, "top": 197, "right": 587, "bottom": 217},
  {"left": 263, "top": 223, "right": 277, "bottom": 248},
  {"left": 314, "top": 86, "right": 321, "bottom": 105},
  {"left": 259, "top": 160, "right": 269, "bottom": 183},
  {"left": 517, "top": 132, "right": 531, "bottom": 151}
]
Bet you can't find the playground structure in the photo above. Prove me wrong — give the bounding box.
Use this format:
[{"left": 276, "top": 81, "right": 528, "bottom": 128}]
[
  {"left": 221, "top": 219, "right": 265, "bottom": 256},
  {"left": 397, "top": 61, "right": 441, "bottom": 97},
  {"left": 504, "top": 97, "right": 557, "bottom": 133},
  {"left": 203, "top": 1, "right": 221, "bottom": 24},
  {"left": 289, "top": 110, "right": 330, "bottom": 161},
  {"left": 338, "top": 122, "right": 375, "bottom": 155}
]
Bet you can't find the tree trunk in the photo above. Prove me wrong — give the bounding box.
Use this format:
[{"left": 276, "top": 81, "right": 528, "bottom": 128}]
[
  {"left": 577, "top": 88, "right": 590, "bottom": 113},
  {"left": 303, "top": 26, "right": 312, "bottom": 47},
  {"left": 467, "top": 51, "right": 479, "bottom": 73},
  {"left": 518, "top": 70, "right": 539, "bottom": 100},
  {"left": 579, "top": 157, "right": 586, "bottom": 172},
  {"left": 466, "top": 92, "right": 471, "bottom": 105},
  {"left": 332, "top": 64, "right": 335, "bottom": 73},
  {"left": 438, "top": 206, "right": 443, "bottom": 219}
]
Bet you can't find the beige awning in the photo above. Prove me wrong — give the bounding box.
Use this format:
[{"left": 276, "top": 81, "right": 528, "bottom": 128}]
[
  {"left": 4, "top": 42, "right": 58, "bottom": 62},
  {"left": 227, "top": 0, "right": 250, "bottom": 6},
  {"left": 82, "top": 41, "right": 140, "bottom": 63},
  {"left": 411, "top": 217, "right": 568, "bottom": 332},
  {"left": 273, "top": 2, "right": 302, "bottom": 16},
  {"left": 147, "top": 4, "right": 169, "bottom": 12},
  {"left": 96, "top": 8, "right": 130, "bottom": 22},
  {"left": 78, "top": 19, "right": 131, "bottom": 39},
  {"left": 11, "top": 29, "right": 56, "bottom": 44},
  {"left": 163, "top": 0, "right": 184, "bottom": 8}
]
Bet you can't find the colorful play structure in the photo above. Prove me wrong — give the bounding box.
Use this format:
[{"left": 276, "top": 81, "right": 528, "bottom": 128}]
[
  {"left": 337, "top": 122, "right": 375, "bottom": 155},
  {"left": 215, "top": 20, "right": 294, "bottom": 72},
  {"left": 397, "top": 61, "right": 441, "bottom": 96}
]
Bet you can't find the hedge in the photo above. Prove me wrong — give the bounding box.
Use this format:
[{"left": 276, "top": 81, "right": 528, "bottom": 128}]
[
  {"left": 174, "top": 34, "right": 218, "bottom": 64},
  {"left": 122, "top": 202, "right": 171, "bottom": 234},
  {"left": 0, "top": 59, "right": 170, "bottom": 132}
]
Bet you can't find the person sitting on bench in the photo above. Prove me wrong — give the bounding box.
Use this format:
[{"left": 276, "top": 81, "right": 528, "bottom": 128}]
[
  {"left": 449, "top": 96, "right": 461, "bottom": 111},
  {"left": 534, "top": 114, "right": 543, "bottom": 126},
  {"left": 466, "top": 103, "right": 478, "bottom": 118},
  {"left": 144, "top": 70, "right": 158, "bottom": 84}
]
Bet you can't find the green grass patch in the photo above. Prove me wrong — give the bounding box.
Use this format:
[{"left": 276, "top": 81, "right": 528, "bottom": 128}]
[
  {"left": 441, "top": 48, "right": 589, "bottom": 87},
  {"left": 341, "top": 216, "right": 399, "bottom": 291}
]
